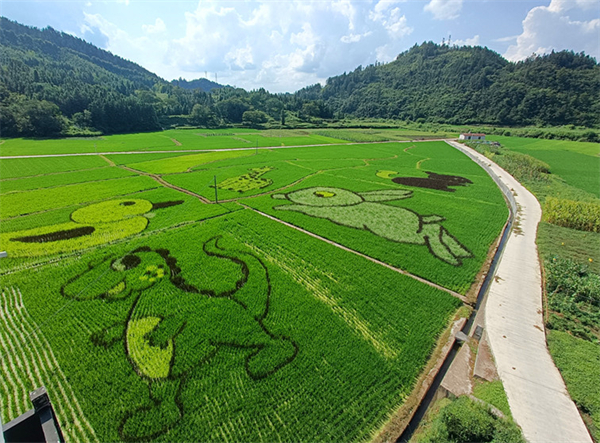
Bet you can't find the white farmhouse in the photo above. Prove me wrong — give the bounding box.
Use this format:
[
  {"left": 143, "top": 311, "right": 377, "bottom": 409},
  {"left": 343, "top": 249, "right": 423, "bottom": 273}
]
[{"left": 459, "top": 133, "right": 486, "bottom": 141}]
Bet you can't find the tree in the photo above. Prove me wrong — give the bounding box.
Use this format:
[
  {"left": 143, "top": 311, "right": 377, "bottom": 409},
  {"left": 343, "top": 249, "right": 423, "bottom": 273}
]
[
  {"left": 72, "top": 109, "right": 93, "bottom": 129},
  {"left": 242, "top": 110, "right": 268, "bottom": 127},
  {"left": 189, "top": 104, "right": 218, "bottom": 127},
  {"left": 215, "top": 98, "right": 249, "bottom": 123},
  {"left": 18, "top": 99, "right": 66, "bottom": 136}
]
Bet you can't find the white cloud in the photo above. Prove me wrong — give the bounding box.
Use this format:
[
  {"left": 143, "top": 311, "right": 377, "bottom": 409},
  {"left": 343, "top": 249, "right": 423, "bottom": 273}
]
[
  {"left": 142, "top": 18, "right": 166, "bottom": 34},
  {"left": 341, "top": 32, "right": 372, "bottom": 44},
  {"left": 225, "top": 44, "right": 255, "bottom": 70},
  {"left": 493, "top": 35, "right": 519, "bottom": 43},
  {"left": 451, "top": 35, "right": 481, "bottom": 47},
  {"left": 82, "top": 13, "right": 170, "bottom": 76},
  {"left": 369, "top": 3, "right": 412, "bottom": 39},
  {"left": 385, "top": 8, "right": 412, "bottom": 39},
  {"left": 504, "top": 1, "right": 600, "bottom": 61},
  {"left": 330, "top": 0, "right": 357, "bottom": 31},
  {"left": 166, "top": 0, "right": 415, "bottom": 92},
  {"left": 83, "top": 13, "right": 129, "bottom": 44},
  {"left": 424, "top": 0, "right": 463, "bottom": 20}
]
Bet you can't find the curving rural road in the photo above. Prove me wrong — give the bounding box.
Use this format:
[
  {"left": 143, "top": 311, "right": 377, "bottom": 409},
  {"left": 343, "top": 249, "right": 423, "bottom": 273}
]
[{"left": 447, "top": 141, "right": 592, "bottom": 443}]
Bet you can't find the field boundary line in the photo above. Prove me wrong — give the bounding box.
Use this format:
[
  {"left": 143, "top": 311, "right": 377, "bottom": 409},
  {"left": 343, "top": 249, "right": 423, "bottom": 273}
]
[
  {"left": 240, "top": 204, "right": 467, "bottom": 302},
  {"left": 119, "top": 165, "right": 212, "bottom": 203},
  {"left": 99, "top": 154, "right": 116, "bottom": 166},
  {"left": 0, "top": 139, "right": 452, "bottom": 160}
]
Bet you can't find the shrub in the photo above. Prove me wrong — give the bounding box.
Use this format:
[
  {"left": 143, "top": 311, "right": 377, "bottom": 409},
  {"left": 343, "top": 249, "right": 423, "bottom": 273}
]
[
  {"left": 544, "top": 198, "right": 600, "bottom": 233},
  {"left": 416, "top": 396, "right": 525, "bottom": 443},
  {"left": 545, "top": 256, "right": 600, "bottom": 342},
  {"left": 580, "top": 130, "right": 600, "bottom": 143},
  {"left": 546, "top": 256, "right": 600, "bottom": 306}
]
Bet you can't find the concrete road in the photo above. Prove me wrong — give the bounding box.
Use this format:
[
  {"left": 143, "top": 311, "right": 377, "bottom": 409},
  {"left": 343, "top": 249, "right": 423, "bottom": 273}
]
[{"left": 447, "top": 141, "right": 592, "bottom": 443}]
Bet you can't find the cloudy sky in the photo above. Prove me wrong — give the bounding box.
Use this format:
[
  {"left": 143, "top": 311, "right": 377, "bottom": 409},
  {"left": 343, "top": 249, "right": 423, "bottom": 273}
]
[{"left": 1, "top": 0, "right": 598, "bottom": 92}]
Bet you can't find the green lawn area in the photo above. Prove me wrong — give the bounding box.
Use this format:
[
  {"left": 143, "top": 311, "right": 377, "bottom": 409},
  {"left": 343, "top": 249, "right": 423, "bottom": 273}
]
[{"left": 0, "top": 129, "right": 350, "bottom": 156}]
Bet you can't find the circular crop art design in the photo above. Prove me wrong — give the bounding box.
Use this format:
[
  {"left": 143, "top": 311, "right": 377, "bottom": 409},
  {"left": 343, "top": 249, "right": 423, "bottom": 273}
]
[{"left": 286, "top": 187, "right": 362, "bottom": 207}]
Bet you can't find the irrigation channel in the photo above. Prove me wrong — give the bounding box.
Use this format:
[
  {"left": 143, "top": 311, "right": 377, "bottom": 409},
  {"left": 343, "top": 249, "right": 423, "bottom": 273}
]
[{"left": 397, "top": 141, "right": 517, "bottom": 442}]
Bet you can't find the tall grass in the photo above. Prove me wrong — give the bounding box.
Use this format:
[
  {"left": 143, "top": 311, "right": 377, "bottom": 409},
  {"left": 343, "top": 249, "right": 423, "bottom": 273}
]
[{"left": 544, "top": 198, "right": 600, "bottom": 233}]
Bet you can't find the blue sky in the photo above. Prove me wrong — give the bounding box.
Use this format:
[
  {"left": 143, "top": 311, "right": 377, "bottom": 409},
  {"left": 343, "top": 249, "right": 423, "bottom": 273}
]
[{"left": 1, "top": 0, "right": 598, "bottom": 92}]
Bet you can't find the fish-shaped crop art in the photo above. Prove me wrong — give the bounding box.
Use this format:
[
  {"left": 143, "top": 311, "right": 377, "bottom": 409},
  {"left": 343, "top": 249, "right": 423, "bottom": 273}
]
[
  {"left": 272, "top": 187, "right": 473, "bottom": 266},
  {"left": 61, "top": 237, "right": 297, "bottom": 440}
]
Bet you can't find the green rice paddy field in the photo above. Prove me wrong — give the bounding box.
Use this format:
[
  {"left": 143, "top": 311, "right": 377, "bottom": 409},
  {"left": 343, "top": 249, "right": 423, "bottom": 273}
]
[
  {"left": 0, "top": 127, "right": 448, "bottom": 157},
  {"left": 487, "top": 135, "right": 600, "bottom": 198},
  {"left": 0, "top": 135, "right": 506, "bottom": 442}
]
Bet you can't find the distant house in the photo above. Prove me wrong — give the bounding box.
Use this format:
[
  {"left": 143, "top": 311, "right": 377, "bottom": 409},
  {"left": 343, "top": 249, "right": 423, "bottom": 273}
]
[{"left": 459, "top": 133, "right": 486, "bottom": 141}]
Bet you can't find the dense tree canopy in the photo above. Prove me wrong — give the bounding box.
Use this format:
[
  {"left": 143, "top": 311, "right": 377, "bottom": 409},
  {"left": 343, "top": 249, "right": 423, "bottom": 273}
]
[{"left": 0, "top": 18, "right": 598, "bottom": 138}]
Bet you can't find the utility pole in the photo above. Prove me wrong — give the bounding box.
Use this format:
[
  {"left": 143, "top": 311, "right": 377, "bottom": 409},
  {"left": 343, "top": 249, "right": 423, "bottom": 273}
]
[{"left": 214, "top": 175, "right": 218, "bottom": 204}]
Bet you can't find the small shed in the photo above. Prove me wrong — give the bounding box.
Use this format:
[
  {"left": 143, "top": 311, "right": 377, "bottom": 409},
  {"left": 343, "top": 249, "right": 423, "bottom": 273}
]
[{"left": 459, "top": 133, "right": 486, "bottom": 141}]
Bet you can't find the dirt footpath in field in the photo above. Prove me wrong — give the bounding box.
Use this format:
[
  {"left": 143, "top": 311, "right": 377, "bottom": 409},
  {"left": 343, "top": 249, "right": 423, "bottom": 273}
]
[{"left": 447, "top": 141, "right": 592, "bottom": 443}]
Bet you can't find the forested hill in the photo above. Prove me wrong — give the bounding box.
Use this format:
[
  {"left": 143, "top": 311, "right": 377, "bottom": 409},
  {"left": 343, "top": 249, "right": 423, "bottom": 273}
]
[
  {"left": 0, "top": 17, "right": 169, "bottom": 135},
  {"left": 314, "top": 42, "right": 600, "bottom": 127},
  {"left": 0, "top": 18, "right": 228, "bottom": 137},
  {"left": 171, "top": 78, "right": 224, "bottom": 92}
]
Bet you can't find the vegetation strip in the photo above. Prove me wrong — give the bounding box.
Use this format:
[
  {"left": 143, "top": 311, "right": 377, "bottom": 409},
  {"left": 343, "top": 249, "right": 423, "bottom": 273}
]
[{"left": 241, "top": 204, "right": 467, "bottom": 302}]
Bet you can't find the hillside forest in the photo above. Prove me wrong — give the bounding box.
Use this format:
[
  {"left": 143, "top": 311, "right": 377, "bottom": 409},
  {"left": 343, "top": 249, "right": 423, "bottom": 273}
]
[{"left": 0, "top": 17, "right": 598, "bottom": 138}]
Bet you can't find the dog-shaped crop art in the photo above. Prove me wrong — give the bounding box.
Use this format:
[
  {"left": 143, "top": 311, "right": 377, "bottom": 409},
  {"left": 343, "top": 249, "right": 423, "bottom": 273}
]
[
  {"left": 61, "top": 236, "right": 297, "bottom": 440},
  {"left": 272, "top": 187, "right": 473, "bottom": 266}
]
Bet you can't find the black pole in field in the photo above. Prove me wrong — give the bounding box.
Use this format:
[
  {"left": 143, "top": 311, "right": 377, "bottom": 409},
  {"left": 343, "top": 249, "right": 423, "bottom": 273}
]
[{"left": 214, "top": 175, "right": 218, "bottom": 203}]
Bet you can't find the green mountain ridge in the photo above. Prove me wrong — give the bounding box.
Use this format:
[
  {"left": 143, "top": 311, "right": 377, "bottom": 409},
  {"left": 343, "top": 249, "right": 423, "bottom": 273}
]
[
  {"left": 171, "top": 78, "right": 224, "bottom": 92},
  {"left": 315, "top": 42, "right": 599, "bottom": 126}
]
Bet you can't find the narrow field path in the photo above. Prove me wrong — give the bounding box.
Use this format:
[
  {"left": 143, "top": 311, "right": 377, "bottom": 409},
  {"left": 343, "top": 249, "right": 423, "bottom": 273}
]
[
  {"left": 119, "top": 165, "right": 211, "bottom": 203},
  {"left": 241, "top": 204, "right": 468, "bottom": 302},
  {"left": 0, "top": 138, "right": 451, "bottom": 160},
  {"left": 446, "top": 141, "right": 592, "bottom": 443},
  {"left": 99, "top": 154, "right": 115, "bottom": 166}
]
